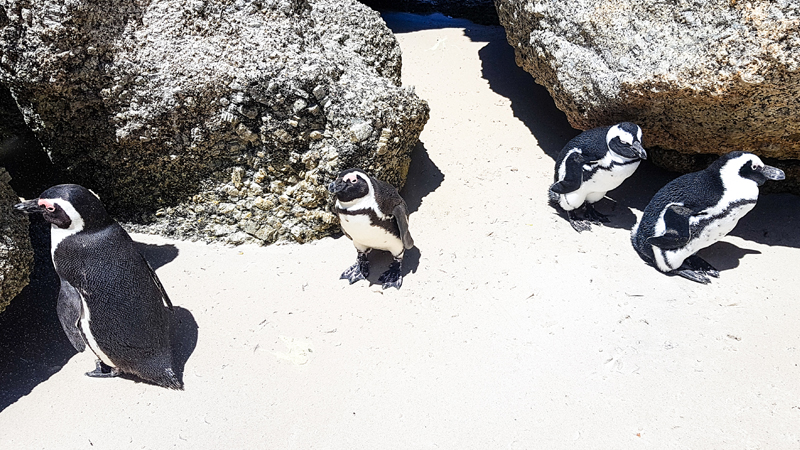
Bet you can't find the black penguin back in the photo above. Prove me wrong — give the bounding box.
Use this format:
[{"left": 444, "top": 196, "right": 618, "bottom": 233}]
[
  {"left": 553, "top": 126, "right": 611, "bottom": 181},
  {"left": 632, "top": 167, "right": 724, "bottom": 262}
]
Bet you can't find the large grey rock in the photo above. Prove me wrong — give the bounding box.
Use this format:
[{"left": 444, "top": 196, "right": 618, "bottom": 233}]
[
  {"left": 497, "top": 0, "right": 800, "bottom": 169},
  {"left": 0, "top": 168, "right": 32, "bottom": 313},
  {"left": 0, "top": 0, "right": 429, "bottom": 245}
]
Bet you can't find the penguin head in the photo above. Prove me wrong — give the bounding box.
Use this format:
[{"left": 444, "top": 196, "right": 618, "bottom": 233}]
[
  {"left": 14, "top": 184, "right": 113, "bottom": 231},
  {"left": 607, "top": 122, "right": 647, "bottom": 160},
  {"left": 328, "top": 168, "right": 371, "bottom": 203},
  {"left": 715, "top": 151, "right": 785, "bottom": 187}
]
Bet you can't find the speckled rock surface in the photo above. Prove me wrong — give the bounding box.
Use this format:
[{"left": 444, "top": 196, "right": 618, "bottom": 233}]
[
  {"left": 0, "top": 168, "right": 32, "bottom": 313},
  {"left": 496, "top": 0, "right": 800, "bottom": 171},
  {"left": 0, "top": 0, "right": 429, "bottom": 245}
]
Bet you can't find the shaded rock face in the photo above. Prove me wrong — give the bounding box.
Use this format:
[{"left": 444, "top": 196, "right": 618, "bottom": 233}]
[
  {"left": 0, "top": 168, "right": 33, "bottom": 313},
  {"left": 0, "top": 0, "right": 429, "bottom": 245},
  {"left": 496, "top": 0, "right": 800, "bottom": 172}
]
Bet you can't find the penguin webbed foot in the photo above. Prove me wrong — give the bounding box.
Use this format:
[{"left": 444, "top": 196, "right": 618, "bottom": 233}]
[
  {"left": 567, "top": 210, "right": 592, "bottom": 233},
  {"left": 341, "top": 252, "right": 370, "bottom": 284},
  {"left": 86, "top": 360, "right": 119, "bottom": 378},
  {"left": 687, "top": 255, "right": 720, "bottom": 278},
  {"left": 378, "top": 261, "right": 403, "bottom": 290},
  {"left": 674, "top": 256, "right": 719, "bottom": 284},
  {"left": 583, "top": 203, "right": 610, "bottom": 224}
]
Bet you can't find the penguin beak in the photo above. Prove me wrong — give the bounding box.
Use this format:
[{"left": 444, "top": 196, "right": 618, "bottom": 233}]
[
  {"left": 632, "top": 141, "right": 647, "bottom": 160},
  {"left": 758, "top": 165, "right": 785, "bottom": 181},
  {"left": 14, "top": 198, "right": 43, "bottom": 214},
  {"left": 327, "top": 180, "right": 345, "bottom": 194}
]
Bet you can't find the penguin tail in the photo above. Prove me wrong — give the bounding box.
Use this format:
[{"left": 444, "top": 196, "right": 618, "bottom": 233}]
[
  {"left": 547, "top": 188, "right": 559, "bottom": 206},
  {"left": 136, "top": 359, "right": 184, "bottom": 390},
  {"left": 159, "top": 368, "right": 184, "bottom": 390}
]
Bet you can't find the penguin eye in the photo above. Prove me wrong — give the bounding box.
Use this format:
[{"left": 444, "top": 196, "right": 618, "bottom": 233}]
[
  {"left": 349, "top": 178, "right": 357, "bottom": 183},
  {"left": 46, "top": 206, "right": 56, "bottom": 212}
]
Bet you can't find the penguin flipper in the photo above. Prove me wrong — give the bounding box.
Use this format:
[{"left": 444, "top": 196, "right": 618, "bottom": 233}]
[
  {"left": 393, "top": 204, "right": 414, "bottom": 250},
  {"left": 646, "top": 204, "right": 694, "bottom": 250},
  {"left": 142, "top": 254, "right": 174, "bottom": 311},
  {"left": 56, "top": 280, "right": 86, "bottom": 352},
  {"left": 551, "top": 152, "right": 586, "bottom": 195},
  {"left": 549, "top": 179, "right": 579, "bottom": 195}
]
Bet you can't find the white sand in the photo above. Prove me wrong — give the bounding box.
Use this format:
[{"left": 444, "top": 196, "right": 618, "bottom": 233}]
[{"left": 2, "top": 13, "right": 799, "bottom": 449}]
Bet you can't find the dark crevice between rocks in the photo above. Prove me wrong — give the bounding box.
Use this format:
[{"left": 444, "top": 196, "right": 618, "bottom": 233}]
[
  {"left": 362, "top": 0, "right": 499, "bottom": 26},
  {"left": 0, "top": 86, "right": 65, "bottom": 199}
]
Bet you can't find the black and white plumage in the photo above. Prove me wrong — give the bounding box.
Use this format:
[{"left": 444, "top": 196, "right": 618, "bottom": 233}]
[
  {"left": 631, "top": 151, "right": 784, "bottom": 284},
  {"left": 328, "top": 168, "right": 414, "bottom": 289},
  {"left": 15, "top": 184, "right": 182, "bottom": 389},
  {"left": 549, "top": 122, "right": 647, "bottom": 232}
]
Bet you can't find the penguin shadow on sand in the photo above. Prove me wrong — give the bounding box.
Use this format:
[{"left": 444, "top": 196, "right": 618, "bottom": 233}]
[
  {"left": 132, "top": 242, "right": 199, "bottom": 386},
  {"left": 731, "top": 192, "right": 800, "bottom": 249},
  {"left": 692, "top": 241, "right": 761, "bottom": 274},
  {"left": 396, "top": 141, "right": 445, "bottom": 281},
  {"left": 594, "top": 161, "right": 677, "bottom": 231}
]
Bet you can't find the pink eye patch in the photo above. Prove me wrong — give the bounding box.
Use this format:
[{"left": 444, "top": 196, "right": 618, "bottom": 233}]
[
  {"left": 343, "top": 173, "right": 359, "bottom": 183},
  {"left": 38, "top": 199, "right": 56, "bottom": 210}
]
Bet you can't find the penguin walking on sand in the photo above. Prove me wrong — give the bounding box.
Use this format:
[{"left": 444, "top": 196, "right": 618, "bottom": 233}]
[
  {"left": 631, "top": 151, "right": 784, "bottom": 284},
  {"left": 549, "top": 122, "right": 647, "bottom": 232},
  {"left": 328, "top": 168, "right": 414, "bottom": 290},
  {"left": 15, "top": 184, "right": 182, "bottom": 389}
]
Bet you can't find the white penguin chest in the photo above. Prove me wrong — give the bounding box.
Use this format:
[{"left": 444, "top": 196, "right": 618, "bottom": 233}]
[
  {"left": 77, "top": 292, "right": 116, "bottom": 367},
  {"left": 560, "top": 159, "right": 640, "bottom": 209},
  {"left": 584, "top": 159, "right": 640, "bottom": 193},
  {"left": 339, "top": 213, "right": 403, "bottom": 255}
]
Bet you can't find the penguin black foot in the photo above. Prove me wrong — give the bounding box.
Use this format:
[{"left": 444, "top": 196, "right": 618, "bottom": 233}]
[
  {"left": 378, "top": 261, "right": 403, "bottom": 290},
  {"left": 341, "top": 252, "right": 369, "bottom": 285},
  {"left": 674, "top": 256, "right": 719, "bottom": 284},
  {"left": 686, "top": 255, "right": 720, "bottom": 278},
  {"left": 86, "top": 360, "right": 119, "bottom": 378},
  {"left": 567, "top": 210, "right": 592, "bottom": 233},
  {"left": 674, "top": 269, "right": 711, "bottom": 284},
  {"left": 583, "top": 204, "right": 610, "bottom": 224}
]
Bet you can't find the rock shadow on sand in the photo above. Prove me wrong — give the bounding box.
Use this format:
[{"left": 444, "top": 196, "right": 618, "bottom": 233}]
[{"left": 0, "top": 216, "right": 73, "bottom": 412}]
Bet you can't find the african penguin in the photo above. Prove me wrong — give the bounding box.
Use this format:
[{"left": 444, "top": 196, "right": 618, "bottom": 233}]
[
  {"left": 631, "top": 151, "right": 784, "bottom": 284},
  {"left": 328, "top": 168, "right": 414, "bottom": 289},
  {"left": 15, "top": 184, "right": 182, "bottom": 389},
  {"left": 549, "top": 122, "right": 647, "bottom": 232}
]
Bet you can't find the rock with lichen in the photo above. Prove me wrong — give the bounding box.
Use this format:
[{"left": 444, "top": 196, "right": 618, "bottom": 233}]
[
  {"left": 496, "top": 0, "right": 800, "bottom": 180},
  {"left": 0, "top": 168, "right": 32, "bottom": 313},
  {"left": 0, "top": 0, "right": 429, "bottom": 245}
]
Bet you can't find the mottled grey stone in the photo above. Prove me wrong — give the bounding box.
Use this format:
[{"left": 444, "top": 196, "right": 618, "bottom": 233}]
[
  {"left": 0, "top": 0, "right": 429, "bottom": 245},
  {"left": 497, "top": 0, "right": 800, "bottom": 172},
  {"left": 0, "top": 168, "right": 32, "bottom": 313}
]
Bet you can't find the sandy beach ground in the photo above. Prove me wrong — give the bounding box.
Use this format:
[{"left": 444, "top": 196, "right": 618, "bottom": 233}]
[{"left": 2, "top": 13, "right": 799, "bottom": 449}]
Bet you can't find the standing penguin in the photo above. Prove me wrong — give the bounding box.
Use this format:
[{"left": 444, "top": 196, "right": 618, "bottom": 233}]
[
  {"left": 15, "top": 184, "right": 182, "bottom": 389},
  {"left": 328, "top": 168, "right": 414, "bottom": 289},
  {"left": 549, "top": 122, "right": 647, "bottom": 232},
  {"left": 631, "top": 151, "right": 784, "bottom": 284}
]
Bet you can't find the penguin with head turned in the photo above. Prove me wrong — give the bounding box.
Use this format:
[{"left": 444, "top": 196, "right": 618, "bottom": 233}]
[
  {"left": 15, "top": 184, "right": 182, "bottom": 389},
  {"left": 631, "top": 151, "right": 784, "bottom": 284},
  {"left": 328, "top": 168, "right": 414, "bottom": 289},
  {"left": 549, "top": 122, "right": 647, "bottom": 232}
]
